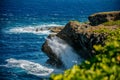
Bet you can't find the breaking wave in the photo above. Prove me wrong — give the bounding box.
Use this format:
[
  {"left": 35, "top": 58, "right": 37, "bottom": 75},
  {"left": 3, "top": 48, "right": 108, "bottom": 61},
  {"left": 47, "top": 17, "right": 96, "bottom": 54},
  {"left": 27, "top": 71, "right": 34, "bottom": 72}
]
[
  {"left": 47, "top": 36, "right": 83, "bottom": 69},
  {"left": 5, "top": 24, "right": 63, "bottom": 35},
  {"left": 4, "top": 58, "right": 54, "bottom": 77},
  {"left": 8, "top": 27, "right": 51, "bottom": 35}
]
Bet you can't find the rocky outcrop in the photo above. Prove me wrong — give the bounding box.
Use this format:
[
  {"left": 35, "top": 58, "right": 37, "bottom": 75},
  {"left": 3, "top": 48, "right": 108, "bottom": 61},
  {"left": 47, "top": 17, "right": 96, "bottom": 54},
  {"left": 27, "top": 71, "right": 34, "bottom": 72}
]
[
  {"left": 42, "top": 11, "right": 120, "bottom": 67},
  {"left": 88, "top": 11, "right": 120, "bottom": 26},
  {"left": 35, "top": 26, "right": 64, "bottom": 33}
]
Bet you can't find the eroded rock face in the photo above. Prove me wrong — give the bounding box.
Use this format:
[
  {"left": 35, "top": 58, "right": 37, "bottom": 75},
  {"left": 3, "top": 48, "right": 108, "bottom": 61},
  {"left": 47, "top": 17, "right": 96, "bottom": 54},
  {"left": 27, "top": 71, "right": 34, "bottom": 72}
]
[{"left": 88, "top": 11, "right": 120, "bottom": 26}]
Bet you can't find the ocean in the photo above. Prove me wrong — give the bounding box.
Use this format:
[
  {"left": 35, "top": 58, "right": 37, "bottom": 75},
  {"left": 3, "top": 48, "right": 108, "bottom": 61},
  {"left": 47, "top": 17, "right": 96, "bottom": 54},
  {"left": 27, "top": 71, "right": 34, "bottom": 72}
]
[{"left": 0, "top": 0, "right": 120, "bottom": 80}]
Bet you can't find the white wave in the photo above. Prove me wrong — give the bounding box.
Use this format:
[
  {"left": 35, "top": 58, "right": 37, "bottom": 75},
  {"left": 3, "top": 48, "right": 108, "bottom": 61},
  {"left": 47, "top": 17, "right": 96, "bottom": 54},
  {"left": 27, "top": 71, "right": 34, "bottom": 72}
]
[
  {"left": 5, "top": 58, "right": 54, "bottom": 77},
  {"left": 6, "top": 24, "right": 63, "bottom": 35},
  {"left": 47, "top": 36, "right": 83, "bottom": 69},
  {"left": 8, "top": 27, "right": 51, "bottom": 35},
  {"left": 35, "top": 24, "right": 63, "bottom": 27}
]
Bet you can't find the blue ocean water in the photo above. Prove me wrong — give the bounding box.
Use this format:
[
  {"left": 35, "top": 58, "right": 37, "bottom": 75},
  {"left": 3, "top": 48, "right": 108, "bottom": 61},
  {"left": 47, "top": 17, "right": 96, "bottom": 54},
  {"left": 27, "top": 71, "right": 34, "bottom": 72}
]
[{"left": 0, "top": 0, "right": 120, "bottom": 80}]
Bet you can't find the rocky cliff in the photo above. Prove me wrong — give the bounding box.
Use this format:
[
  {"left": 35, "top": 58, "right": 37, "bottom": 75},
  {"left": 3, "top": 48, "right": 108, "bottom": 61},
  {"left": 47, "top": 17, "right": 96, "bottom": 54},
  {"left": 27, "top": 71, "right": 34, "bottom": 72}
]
[
  {"left": 88, "top": 11, "right": 120, "bottom": 26},
  {"left": 42, "top": 11, "right": 120, "bottom": 67}
]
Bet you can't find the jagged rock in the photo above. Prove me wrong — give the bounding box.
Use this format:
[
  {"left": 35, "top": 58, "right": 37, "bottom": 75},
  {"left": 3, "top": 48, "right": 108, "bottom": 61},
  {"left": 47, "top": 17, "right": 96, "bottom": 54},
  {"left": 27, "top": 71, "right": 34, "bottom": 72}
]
[{"left": 88, "top": 11, "right": 120, "bottom": 26}]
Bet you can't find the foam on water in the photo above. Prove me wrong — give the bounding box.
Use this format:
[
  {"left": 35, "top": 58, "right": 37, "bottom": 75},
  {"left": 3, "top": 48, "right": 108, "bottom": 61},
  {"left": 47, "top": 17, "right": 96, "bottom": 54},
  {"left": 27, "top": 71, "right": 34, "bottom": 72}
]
[
  {"left": 47, "top": 36, "right": 83, "bottom": 69},
  {"left": 5, "top": 24, "right": 63, "bottom": 35},
  {"left": 8, "top": 26, "right": 51, "bottom": 35},
  {"left": 35, "top": 24, "right": 63, "bottom": 27},
  {"left": 4, "top": 58, "right": 54, "bottom": 77}
]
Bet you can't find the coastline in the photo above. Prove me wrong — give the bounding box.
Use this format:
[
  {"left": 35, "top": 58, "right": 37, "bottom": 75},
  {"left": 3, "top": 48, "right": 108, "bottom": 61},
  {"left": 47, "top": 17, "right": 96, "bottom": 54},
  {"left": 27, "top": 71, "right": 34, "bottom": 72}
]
[{"left": 41, "top": 11, "right": 120, "bottom": 79}]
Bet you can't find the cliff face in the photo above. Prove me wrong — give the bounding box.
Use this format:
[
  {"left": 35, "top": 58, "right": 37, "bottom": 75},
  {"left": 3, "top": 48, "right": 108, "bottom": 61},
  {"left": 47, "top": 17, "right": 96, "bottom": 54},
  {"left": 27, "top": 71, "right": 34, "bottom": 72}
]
[
  {"left": 57, "top": 21, "right": 106, "bottom": 59},
  {"left": 42, "top": 11, "right": 120, "bottom": 67},
  {"left": 88, "top": 11, "right": 120, "bottom": 26}
]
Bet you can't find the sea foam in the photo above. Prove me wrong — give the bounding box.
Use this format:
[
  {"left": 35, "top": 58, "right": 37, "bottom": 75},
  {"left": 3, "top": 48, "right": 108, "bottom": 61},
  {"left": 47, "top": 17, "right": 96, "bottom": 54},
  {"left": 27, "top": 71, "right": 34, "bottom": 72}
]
[
  {"left": 5, "top": 58, "right": 54, "bottom": 77},
  {"left": 5, "top": 24, "right": 63, "bottom": 35},
  {"left": 47, "top": 36, "right": 83, "bottom": 69},
  {"left": 8, "top": 26, "right": 51, "bottom": 35}
]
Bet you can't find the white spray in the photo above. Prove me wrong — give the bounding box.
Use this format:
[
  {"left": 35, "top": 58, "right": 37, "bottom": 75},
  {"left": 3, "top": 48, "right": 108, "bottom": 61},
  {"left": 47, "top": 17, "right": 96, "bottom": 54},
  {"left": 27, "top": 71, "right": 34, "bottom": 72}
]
[
  {"left": 5, "top": 58, "right": 54, "bottom": 77},
  {"left": 47, "top": 36, "right": 83, "bottom": 69}
]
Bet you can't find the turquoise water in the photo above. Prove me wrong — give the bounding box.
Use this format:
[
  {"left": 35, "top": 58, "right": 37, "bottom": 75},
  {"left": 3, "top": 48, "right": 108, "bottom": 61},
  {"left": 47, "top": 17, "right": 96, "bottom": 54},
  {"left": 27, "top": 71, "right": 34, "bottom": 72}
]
[{"left": 0, "top": 0, "right": 120, "bottom": 80}]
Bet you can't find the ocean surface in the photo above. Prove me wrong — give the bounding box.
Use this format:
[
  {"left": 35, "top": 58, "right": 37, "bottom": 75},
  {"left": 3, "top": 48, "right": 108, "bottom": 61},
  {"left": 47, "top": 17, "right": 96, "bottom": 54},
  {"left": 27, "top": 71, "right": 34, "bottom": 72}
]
[{"left": 0, "top": 0, "right": 120, "bottom": 80}]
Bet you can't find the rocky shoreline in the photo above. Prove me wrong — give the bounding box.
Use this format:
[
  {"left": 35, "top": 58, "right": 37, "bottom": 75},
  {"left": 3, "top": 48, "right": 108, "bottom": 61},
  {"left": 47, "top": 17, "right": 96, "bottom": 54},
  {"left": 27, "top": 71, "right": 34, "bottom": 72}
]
[
  {"left": 32, "top": 26, "right": 64, "bottom": 34},
  {"left": 42, "top": 11, "right": 120, "bottom": 67}
]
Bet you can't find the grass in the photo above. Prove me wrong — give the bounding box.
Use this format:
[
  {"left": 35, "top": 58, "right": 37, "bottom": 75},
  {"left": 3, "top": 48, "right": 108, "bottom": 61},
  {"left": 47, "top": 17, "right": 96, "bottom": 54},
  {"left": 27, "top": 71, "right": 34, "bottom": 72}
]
[{"left": 103, "top": 20, "right": 120, "bottom": 26}]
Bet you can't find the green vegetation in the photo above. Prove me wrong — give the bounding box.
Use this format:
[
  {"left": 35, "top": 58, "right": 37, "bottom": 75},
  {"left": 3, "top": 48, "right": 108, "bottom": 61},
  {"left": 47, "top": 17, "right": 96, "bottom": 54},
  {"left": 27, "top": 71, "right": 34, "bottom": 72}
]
[
  {"left": 51, "top": 21, "right": 120, "bottom": 80},
  {"left": 103, "top": 20, "right": 120, "bottom": 26}
]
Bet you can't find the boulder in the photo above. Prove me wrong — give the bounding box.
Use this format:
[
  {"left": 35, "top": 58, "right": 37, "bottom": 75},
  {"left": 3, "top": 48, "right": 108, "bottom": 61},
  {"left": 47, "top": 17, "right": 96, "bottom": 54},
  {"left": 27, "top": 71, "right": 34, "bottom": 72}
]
[{"left": 88, "top": 11, "right": 120, "bottom": 26}]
